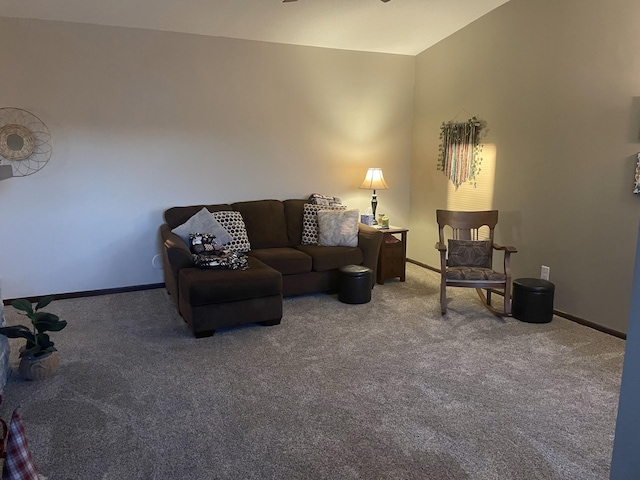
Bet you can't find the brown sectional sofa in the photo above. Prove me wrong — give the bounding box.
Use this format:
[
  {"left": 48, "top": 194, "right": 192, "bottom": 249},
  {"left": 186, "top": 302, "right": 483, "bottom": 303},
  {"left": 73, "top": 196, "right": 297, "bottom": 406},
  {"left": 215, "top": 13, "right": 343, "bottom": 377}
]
[{"left": 160, "top": 199, "right": 383, "bottom": 337}]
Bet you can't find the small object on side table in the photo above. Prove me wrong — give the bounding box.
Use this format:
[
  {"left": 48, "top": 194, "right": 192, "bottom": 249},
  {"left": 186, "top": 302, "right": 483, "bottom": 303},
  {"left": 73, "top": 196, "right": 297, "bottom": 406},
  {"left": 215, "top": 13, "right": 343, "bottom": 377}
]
[
  {"left": 376, "top": 226, "right": 408, "bottom": 285},
  {"left": 512, "top": 278, "right": 555, "bottom": 323},
  {"left": 360, "top": 213, "right": 374, "bottom": 226}
]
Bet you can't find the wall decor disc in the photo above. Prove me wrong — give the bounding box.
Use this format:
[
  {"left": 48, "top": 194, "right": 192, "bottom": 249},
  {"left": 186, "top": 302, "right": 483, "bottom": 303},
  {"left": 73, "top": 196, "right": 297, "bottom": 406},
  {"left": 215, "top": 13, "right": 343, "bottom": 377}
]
[
  {"left": 0, "top": 124, "right": 35, "bottom": 160},
  {"left": 0, "top": 107, "right": 52, "bottom": 177}
]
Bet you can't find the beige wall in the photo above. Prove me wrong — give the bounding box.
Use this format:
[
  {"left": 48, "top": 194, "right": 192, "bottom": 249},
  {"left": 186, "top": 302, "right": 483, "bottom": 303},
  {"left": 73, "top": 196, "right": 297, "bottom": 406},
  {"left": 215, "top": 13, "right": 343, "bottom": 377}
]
[
  {"left": 0, "top": 18, "right": 414, "bottom": 298},
  {"left": 410, "top": 0, "right": 640, "bottom": 333}
]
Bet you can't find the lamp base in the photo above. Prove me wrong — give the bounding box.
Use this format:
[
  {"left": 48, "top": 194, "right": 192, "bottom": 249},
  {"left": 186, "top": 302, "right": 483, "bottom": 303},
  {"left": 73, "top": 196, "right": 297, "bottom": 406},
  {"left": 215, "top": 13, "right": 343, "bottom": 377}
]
[{"left": 371, "top": 191, "right": 378, "bottom": 224}]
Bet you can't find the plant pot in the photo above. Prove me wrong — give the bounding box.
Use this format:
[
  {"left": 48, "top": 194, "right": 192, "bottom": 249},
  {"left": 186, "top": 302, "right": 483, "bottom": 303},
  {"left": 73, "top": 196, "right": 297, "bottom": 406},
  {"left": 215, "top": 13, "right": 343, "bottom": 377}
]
[{"left": 18, "top": 351, "right": 60, "bottom": 381}]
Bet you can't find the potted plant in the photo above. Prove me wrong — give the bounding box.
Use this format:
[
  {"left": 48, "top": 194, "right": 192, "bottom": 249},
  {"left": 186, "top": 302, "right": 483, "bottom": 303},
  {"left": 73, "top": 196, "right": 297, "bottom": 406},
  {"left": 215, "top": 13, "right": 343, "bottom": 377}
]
[{"left": 0, "top": 295, "right": 67, "bottom": 380}]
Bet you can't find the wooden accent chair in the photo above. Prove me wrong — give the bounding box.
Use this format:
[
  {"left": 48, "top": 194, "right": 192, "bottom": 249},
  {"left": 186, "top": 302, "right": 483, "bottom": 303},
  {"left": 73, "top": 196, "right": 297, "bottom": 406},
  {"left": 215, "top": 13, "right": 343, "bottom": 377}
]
[{"left": 435, "top": 210, "right": 517, "bottom": 316}]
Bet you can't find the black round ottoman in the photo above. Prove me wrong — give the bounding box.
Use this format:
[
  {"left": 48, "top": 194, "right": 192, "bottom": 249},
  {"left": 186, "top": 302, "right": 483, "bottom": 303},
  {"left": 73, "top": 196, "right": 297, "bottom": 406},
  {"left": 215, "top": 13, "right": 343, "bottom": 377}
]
[
  {"left": 338, "top": 265, "right": 372, "bottom": 304},
  {"left": 512, "top": 278, "right": 555, "bottom": 323}
]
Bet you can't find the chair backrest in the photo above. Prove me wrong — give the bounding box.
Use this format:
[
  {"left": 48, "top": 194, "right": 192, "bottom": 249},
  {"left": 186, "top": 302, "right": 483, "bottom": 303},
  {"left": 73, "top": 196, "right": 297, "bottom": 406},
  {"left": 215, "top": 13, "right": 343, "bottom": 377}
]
[
  {"left": 436, "top": 210, "right": 498, "bottom": 242},
  {"left": 437, "top": 210, "right": 499, "bottom": 267}
]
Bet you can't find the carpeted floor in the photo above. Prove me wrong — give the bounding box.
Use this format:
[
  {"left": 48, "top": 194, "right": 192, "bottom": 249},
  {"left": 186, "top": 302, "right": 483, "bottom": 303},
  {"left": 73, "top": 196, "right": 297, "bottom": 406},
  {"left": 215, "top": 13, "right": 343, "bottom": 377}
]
[{"left": 0, "top": 264, "right": 625, "bottom": 479}]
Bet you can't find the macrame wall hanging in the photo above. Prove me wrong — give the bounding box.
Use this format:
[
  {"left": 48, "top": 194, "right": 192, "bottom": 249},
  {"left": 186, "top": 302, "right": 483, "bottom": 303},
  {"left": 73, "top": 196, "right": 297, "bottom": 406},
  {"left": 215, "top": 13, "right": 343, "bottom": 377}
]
[{"left": 437, "top": 116, "right": 486, "bottom": 189}]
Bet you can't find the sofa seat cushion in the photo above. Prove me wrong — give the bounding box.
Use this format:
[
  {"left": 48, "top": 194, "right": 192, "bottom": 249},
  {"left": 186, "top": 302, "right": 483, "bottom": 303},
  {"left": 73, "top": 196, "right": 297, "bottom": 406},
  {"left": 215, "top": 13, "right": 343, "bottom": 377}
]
[
  {"left": 179, "top": 257, "right": 282, "bottom": 305},
  {"left": 248, "top": 248, "right": 312, "bottom": 275},
  {"left": 295, "top": 245, "right": 363, "bottom": 272}
]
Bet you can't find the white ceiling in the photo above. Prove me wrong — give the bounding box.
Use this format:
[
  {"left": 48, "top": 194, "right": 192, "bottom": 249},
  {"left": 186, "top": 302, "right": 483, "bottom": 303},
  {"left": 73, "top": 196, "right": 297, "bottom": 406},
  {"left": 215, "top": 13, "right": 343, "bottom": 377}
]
[{"left": 0, "top": 0, "right": 509, "bottom": 56}]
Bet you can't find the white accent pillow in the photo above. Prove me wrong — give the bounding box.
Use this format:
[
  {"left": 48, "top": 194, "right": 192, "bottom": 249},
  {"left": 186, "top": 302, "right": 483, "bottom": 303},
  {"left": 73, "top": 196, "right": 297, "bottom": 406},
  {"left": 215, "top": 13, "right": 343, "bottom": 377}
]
[
  {"left": 317, "top": 209, "right": 359, "bottom": 247},
  {"left": 301, "top": 203, "right": 347, "bottom": 245},
  {"left": 171, "top": 207, "right": 233, "bottom": 246}
]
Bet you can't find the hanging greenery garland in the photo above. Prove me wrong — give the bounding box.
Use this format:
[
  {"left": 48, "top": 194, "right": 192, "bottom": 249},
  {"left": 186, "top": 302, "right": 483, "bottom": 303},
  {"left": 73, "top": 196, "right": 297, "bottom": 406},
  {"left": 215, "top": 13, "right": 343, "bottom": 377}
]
[{"left": 437, "top": 116, "right": 485, "bottom": 189}]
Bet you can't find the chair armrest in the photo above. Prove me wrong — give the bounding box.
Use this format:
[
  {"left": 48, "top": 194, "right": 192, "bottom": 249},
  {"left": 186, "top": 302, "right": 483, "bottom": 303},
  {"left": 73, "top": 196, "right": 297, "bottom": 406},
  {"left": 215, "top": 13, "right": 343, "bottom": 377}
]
[
  {"left": 492, "top": 243, "right": 516, "bottom": 278},
  {"left": 160, "top": 224, "right": 195, "bottom": 301},
  {"left": 435, "top": 242, "right": 448, "bottom": 272},
  {"left": 493, "top": 243, "right": 517, "bottom": 253},
  {"left": 358, "top": 223, "right": 383, "bottom": 287}
]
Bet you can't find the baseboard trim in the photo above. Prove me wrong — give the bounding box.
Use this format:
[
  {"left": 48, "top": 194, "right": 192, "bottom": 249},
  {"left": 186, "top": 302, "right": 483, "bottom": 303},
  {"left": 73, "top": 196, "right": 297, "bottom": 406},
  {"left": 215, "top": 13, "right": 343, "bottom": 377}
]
[
  {"left": 2, "top": 283, "right": 165, "bottom": 306},
  {"left": 407, "top": 258, "right": 439, "bottom": 273},
  {"left": 552, "top": 309, "right": 626, "bottom": 339},
  {"left": 406, "top": 258, "right": 627, "bottom": 340}
]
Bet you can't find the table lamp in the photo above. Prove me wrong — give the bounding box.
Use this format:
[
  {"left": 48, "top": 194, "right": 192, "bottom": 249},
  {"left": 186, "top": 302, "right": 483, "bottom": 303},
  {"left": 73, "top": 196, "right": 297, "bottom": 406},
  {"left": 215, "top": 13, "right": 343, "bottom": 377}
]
[{"left": 359, "top": 168, "right": 388, "bottom": 224}]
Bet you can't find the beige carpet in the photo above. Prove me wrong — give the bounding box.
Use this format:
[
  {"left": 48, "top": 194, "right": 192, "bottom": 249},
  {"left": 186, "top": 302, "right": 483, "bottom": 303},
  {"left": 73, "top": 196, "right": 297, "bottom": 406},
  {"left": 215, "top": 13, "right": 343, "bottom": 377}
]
[{"left": 0, "top": 264, "right": 625, "bottom": 479}]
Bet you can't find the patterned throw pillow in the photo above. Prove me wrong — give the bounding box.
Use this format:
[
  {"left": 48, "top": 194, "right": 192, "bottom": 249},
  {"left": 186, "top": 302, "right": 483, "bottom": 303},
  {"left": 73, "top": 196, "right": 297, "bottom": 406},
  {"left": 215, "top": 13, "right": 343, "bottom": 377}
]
[
  {"left": 211, "top": 211, "right": 251, "bottom": 253},
  {"left": 308, "top": 193, "right": 343, "bottom": 206},
  {"left": 193, "top": 250, "right": 249, "bottom": 270},
  {"left": 301, "top": 204, "right": 347, "bottom": 245},
  {"left": 189, "top": 233, "right": 222, "bottom": 255},
  {"left": 447, "top": 239, "right": 492, "bottom": 268},
  {"left": 317, "top": 209, "right": 359, "bottom": 247}
]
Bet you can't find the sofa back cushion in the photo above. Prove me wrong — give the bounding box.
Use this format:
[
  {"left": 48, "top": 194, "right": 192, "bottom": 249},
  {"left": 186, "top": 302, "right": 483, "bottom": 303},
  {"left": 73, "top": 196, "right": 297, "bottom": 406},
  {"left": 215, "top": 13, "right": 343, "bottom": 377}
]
[
  {"left": 164, "top": 204, "right": 233, "bottom": 229},
  {"left": 232, "top": 200, "right": 289, "bottom": 249},
  {"left": 283, "top": 199, "right": 307, "bottom": 246}
]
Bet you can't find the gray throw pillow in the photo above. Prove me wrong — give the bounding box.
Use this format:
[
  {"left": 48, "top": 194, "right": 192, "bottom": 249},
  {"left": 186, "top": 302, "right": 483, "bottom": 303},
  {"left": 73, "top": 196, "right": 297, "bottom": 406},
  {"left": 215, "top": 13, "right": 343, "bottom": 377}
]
[
  {"left": 317, "top": 209, "right": 359, "bottom": 247},
  {"left": 171, "top": 207, "right": 233, "bottom": 246},
  {"left": 447, "top": 239, "right": 492, "bottom": 268}
]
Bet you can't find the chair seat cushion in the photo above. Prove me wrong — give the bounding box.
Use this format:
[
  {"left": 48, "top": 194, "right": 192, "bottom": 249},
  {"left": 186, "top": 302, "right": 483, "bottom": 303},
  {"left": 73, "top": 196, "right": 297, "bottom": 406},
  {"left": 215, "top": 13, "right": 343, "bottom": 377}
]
[
  {"left": 248, "top": 247, "right": 312, "bottom": 275},
  {"left": 446, "top": 267, "right": 506, "bottom": 281},
  {"left": 295, "top": 244, "right": 363, "bottom": 272}
]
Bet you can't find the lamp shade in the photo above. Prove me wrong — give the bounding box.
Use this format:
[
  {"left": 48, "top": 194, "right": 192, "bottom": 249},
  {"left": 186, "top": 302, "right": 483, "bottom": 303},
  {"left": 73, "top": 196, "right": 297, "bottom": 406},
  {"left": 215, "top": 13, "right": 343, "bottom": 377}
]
[{"left": 359, "top": 168, "right": 389, "bottom": 190}]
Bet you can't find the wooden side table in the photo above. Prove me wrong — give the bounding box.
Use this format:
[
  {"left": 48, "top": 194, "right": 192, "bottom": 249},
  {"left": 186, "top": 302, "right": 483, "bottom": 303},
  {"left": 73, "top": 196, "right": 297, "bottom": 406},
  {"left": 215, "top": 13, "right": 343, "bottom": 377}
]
[{"left": 376, "top": 226, "right": 408, "bottom": 285}]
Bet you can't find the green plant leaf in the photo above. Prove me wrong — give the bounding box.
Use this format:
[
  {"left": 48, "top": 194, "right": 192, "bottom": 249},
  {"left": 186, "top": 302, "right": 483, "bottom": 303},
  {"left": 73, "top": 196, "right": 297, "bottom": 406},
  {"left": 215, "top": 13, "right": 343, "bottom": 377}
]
[
  {"left": 35, "top": 295, "right": 55, "bottom": 311},
  {"left": 34, "top": 314, "right": 63, "bottom": 333},
  {"left": 36, "top": 333, "right": 53, "bottom": 349},
  {"left": 11, "top": 299, "right": 34, "bottom": 315},
  {"left": 0, "top": 325, "right": 35, "bottom": 341},
  {"left": 32, "top": 313, "right": 66, "bottom": 335},
  {"left": 46, "top": 320, "right": 67, "bottom": 332}
]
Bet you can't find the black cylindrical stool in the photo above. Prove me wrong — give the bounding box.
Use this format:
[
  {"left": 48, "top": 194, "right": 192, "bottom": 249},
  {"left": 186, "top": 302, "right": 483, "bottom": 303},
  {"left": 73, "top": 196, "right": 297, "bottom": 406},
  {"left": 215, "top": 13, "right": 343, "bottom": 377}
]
[
  {"left": 338, "top": 265, "right": 372, "bottom": 304},
  {"left": 512, "top": 278, "right": 555, "bottom": 323}
]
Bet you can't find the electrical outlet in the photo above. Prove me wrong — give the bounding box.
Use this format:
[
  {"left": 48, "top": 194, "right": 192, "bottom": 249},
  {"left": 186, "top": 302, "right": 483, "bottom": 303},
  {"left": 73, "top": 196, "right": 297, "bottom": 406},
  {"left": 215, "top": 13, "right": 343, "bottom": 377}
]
[{"left": 541, "top": 265, "right": 550, "bottom": 281}]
